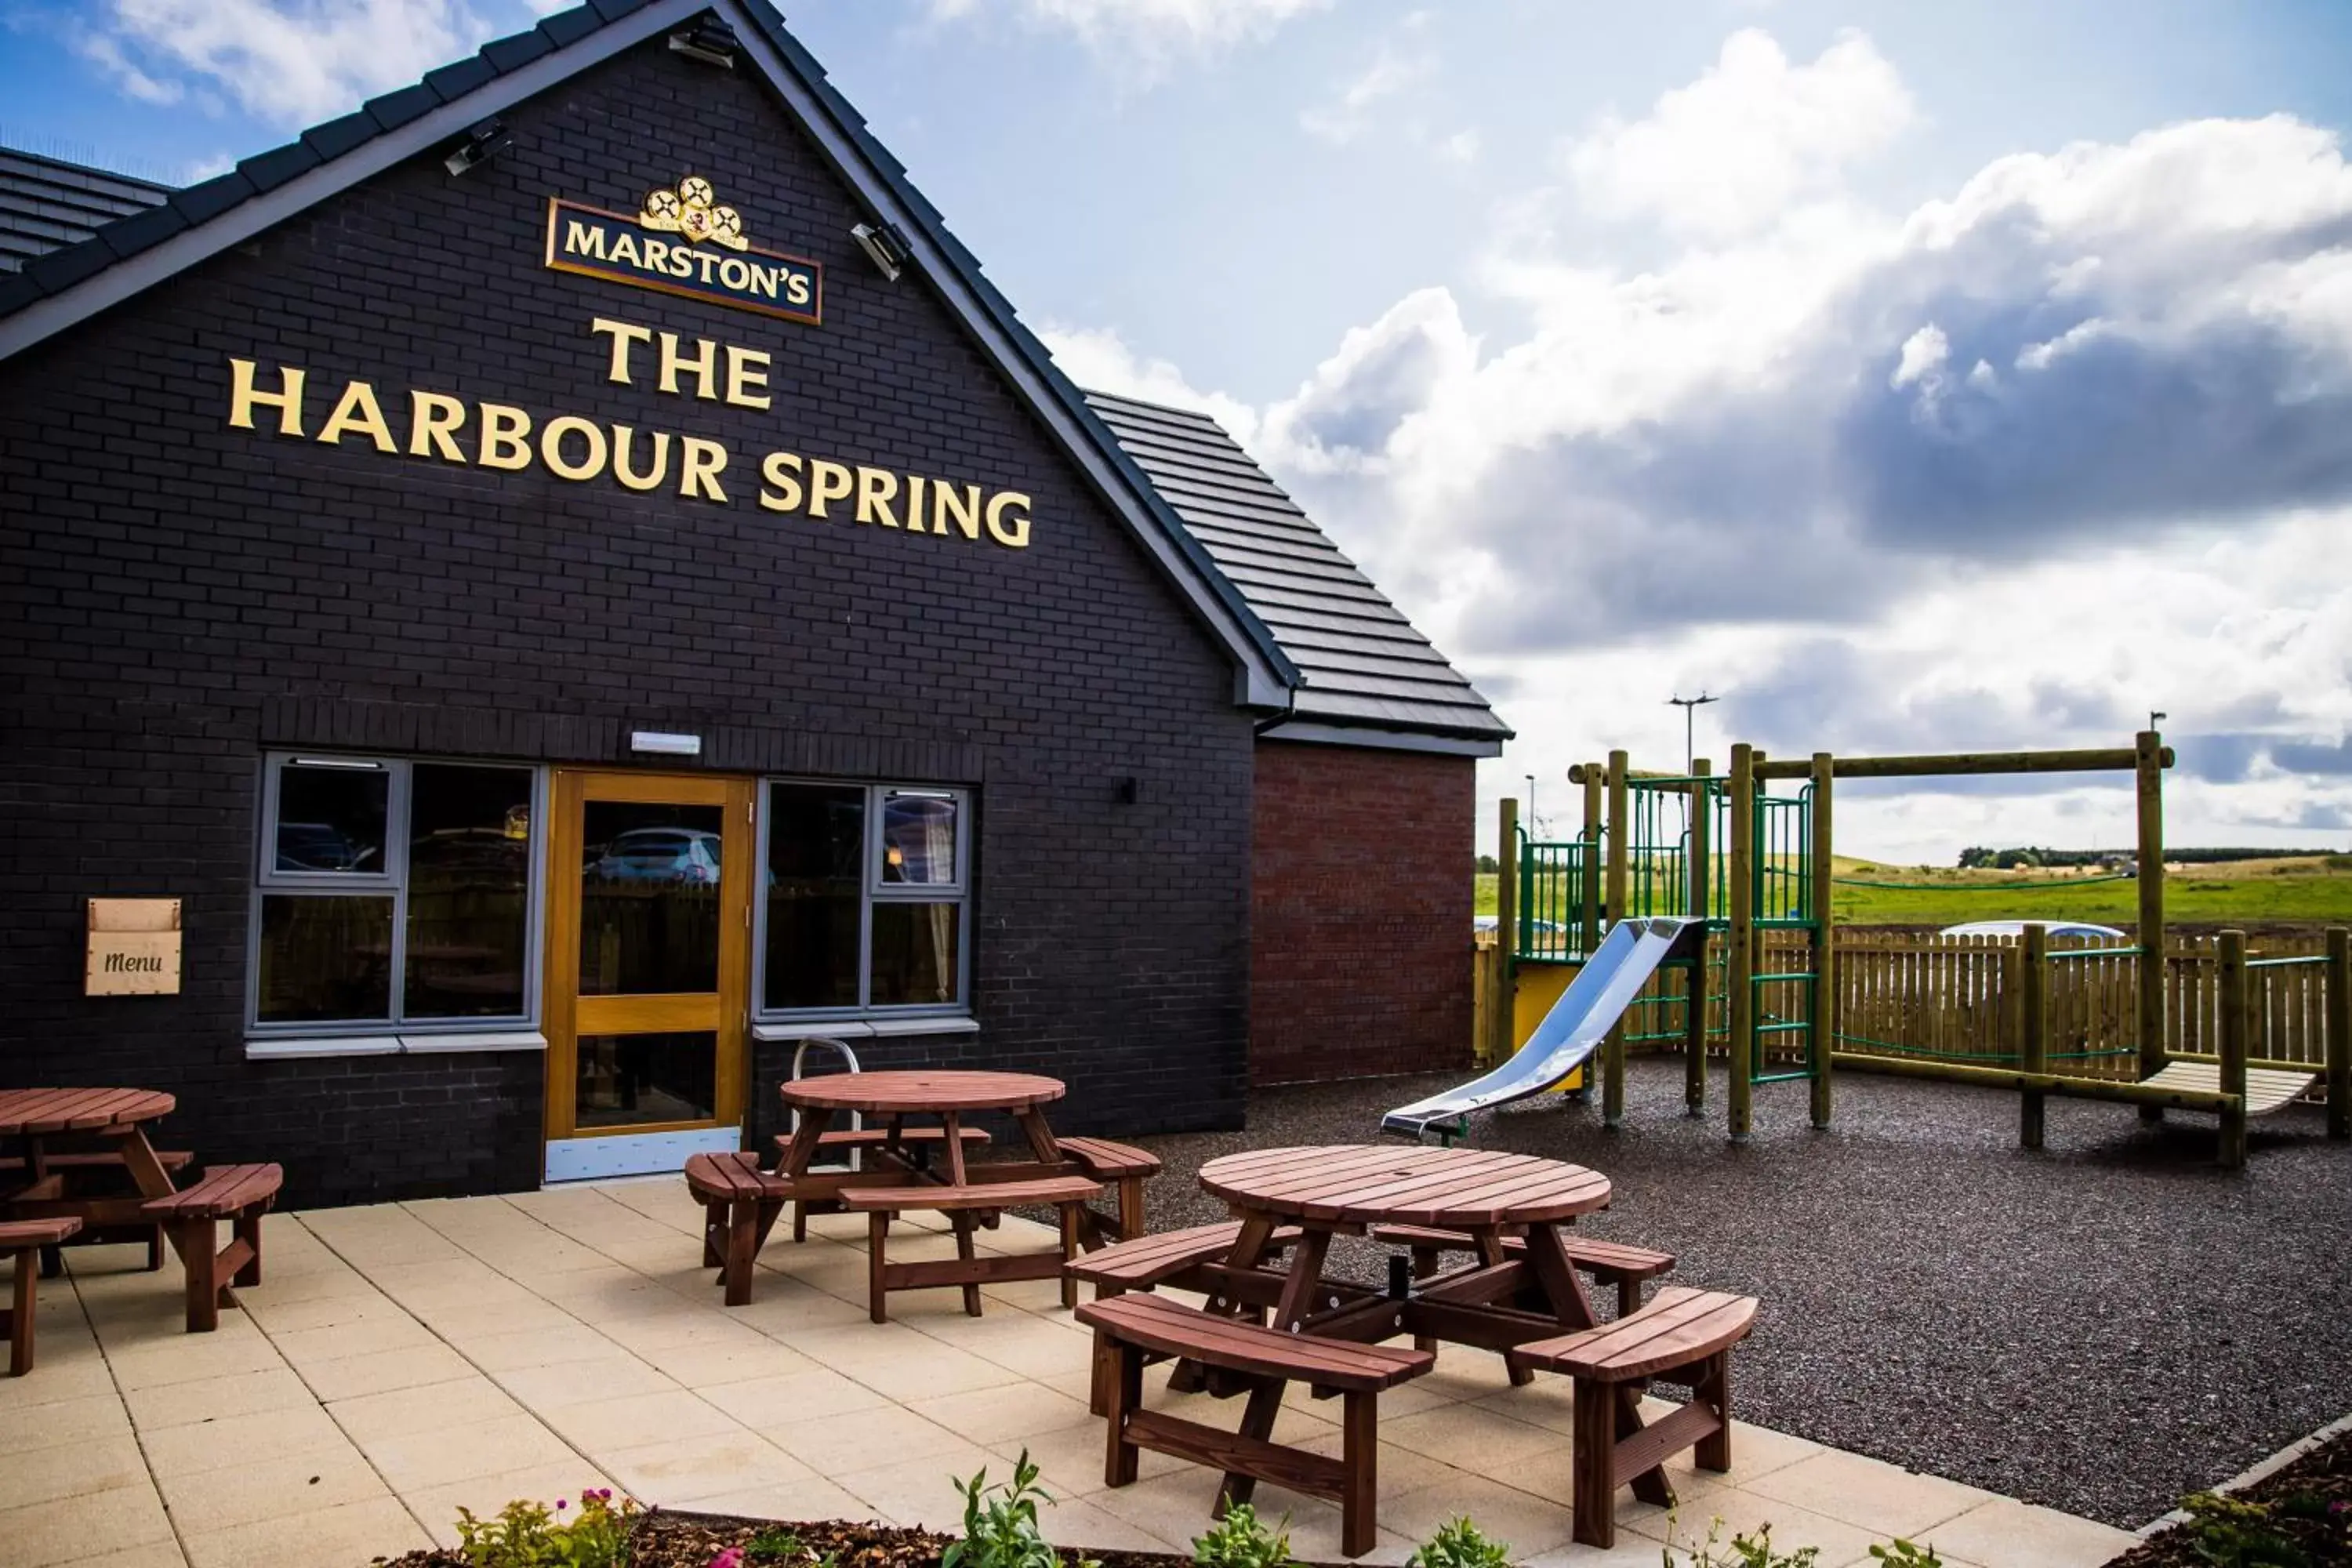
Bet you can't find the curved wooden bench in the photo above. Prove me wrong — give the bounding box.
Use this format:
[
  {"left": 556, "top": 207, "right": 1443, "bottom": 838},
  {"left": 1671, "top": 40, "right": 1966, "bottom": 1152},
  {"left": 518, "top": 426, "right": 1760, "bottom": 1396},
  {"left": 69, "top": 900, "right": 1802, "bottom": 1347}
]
[
  {"left": 684, "top": 1152, "right": 795, "bottom": 1306},
  {"left": 1065, "top": 1219, "right": 1301, "bottom": 1299},
  {"left": 1067, "top": 1219, "right": 1304, "bottom": 1414},
  {"left": 1508, "top": 1285, "right": 1759, "bottom": 1548},
  {"left": 1057, "top": 1136, "right": 1162, "bottom": 1247},
  {"left": 1077, "top": 1292, "right": 1433, "bottom": 1559},
  {"left": 1, "top": 1218, "right": 81, "bottom": 1374},
  {"left": 142, "top": 1163, "right": 281, "bottom": 1333},
  {"left": 842, "top": 1175, "right": 1102, "bottom": 1322},
  {"left": 1369, "top": 1221, "right": 1676, "bottom": 1316}
]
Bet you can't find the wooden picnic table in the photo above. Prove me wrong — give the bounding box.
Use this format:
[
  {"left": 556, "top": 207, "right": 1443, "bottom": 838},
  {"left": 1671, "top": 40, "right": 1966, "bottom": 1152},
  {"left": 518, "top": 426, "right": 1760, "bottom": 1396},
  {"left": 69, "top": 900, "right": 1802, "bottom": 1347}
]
[
  {"left": 1194, "top": 1144, "right": 1614, "bottom": 1363},
  {"left": 777, "top": 1069, "right": 1069, "bottom": 1187},
  {"left": 776, "top": 1069, "right": 1094, "bottom": 1321},
  {"left": 0, "top": 1089, "right": 185, "bottom": 1272}
]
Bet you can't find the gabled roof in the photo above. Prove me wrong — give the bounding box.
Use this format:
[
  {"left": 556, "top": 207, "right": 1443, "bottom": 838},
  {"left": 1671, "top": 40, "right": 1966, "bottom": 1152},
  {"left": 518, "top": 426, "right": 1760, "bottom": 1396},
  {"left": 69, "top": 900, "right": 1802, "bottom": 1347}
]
[
  {"left": 0, "top": 148, "right": 170, "bottom": 274},
  {"left": 1090, "top": 392, "right": 1510, "bottom": 750},
  {"left": 0, "top": 0, "right": 1295, "bottom": 710},
  {"left": 0, "top": 0, "right": 1508, "bottom": 753}
]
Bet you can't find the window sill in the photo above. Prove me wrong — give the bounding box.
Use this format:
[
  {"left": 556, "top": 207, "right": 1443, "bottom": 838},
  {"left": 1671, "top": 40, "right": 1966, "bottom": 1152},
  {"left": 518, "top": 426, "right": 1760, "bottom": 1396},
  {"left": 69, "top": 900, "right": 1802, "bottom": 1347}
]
[
  {"left": 752, "top": 1014, "right": 978, "bottom": 1044},
  {"left": 246, "top": 1029, "right": 548, "bottom": 1061}
]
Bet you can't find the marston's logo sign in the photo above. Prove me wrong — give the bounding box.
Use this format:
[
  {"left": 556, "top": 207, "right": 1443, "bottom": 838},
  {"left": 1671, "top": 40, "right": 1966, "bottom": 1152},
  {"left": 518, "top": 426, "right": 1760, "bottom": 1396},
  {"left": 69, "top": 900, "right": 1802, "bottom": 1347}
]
[{"left": 545, "top": 175, "right": 822, "bottom": 325}]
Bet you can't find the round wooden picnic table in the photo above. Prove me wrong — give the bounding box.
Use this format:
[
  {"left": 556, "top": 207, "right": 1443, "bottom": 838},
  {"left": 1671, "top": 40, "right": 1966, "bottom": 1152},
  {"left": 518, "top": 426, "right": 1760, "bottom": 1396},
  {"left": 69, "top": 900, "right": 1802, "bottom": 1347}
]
[
  {"left": 777, "top": 1069, "right": 1069, "bottom": 1185},
  {"left": 1200, "top": 1144, "right": 1610, "bottom": 1232},
  {"left": 1195, "top": 1144, "right": 1614, "bottom": 1369},
  {"left": 1167, "top": 1144, "right": 1616, "bottom": 1521},
  {"left": 779, "top": 1069, "right": 1065, "bottom": 1115},
  {"left": 0, "top": 1088, "right": 186, "bottom": 1272}
]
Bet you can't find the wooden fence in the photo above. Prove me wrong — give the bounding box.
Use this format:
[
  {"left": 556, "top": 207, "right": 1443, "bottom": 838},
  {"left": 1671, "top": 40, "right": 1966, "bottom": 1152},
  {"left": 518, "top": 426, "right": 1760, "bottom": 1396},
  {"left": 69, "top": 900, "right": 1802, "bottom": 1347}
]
[{"left": 1483, "top": 929, "right": 2342, "bottom": 1091}]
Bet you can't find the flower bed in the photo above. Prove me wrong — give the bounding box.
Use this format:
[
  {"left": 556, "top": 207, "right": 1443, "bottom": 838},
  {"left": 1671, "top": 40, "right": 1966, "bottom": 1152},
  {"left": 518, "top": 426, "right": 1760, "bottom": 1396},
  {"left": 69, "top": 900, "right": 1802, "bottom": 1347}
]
[{"left": 2103, "top": 1427, "right": 2352, "bottom": 1568}]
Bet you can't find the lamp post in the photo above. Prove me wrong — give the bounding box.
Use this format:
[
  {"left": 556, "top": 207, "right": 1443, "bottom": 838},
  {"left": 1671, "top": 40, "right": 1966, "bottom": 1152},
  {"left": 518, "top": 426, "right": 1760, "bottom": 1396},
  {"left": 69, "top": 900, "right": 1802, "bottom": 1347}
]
[
  {"left": 1524, "top": 774, "right": 1537, "bottom": 838},
  {"left": 1668, "top": 693, "right": 1719, "bottom": 774}
]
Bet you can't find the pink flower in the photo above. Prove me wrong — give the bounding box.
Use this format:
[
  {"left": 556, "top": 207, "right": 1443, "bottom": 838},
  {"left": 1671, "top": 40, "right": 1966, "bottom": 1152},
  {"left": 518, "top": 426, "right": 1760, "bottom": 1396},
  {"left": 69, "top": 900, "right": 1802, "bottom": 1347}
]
[
  {"left": 709, "top": 1549, "right": 746, "bottom": 1568},
  {"left": 556, "top": 1501, "right": 568, "bottom": 1511}
]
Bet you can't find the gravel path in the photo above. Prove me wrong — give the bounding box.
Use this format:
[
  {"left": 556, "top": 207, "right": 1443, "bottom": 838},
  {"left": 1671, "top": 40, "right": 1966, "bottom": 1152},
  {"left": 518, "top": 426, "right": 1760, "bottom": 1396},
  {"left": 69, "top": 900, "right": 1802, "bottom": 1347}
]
[{"left": 1123, "top": 1057, "right": 2352, "bottom": 1530}]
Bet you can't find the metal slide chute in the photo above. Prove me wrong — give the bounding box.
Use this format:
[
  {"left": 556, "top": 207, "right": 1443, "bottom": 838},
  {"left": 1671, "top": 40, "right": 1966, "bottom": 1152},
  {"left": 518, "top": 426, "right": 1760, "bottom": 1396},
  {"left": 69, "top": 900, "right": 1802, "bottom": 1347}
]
[{"left": 1383, "top": 917, "right": 1706, "bottom": 1142}]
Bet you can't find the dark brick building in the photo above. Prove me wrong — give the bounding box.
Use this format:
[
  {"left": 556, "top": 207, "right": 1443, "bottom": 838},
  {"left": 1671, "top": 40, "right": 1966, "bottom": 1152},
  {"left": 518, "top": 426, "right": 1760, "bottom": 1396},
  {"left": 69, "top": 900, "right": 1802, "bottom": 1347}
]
[{"left": 0, "top": 0, "right": 1506, "bottom": 1205}]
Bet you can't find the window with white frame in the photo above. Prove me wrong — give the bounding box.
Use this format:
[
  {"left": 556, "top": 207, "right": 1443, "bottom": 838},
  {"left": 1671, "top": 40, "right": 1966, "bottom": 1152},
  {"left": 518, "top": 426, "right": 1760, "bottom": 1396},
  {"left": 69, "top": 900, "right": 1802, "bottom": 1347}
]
[
  {"left": 251, "top": 754, "right": 542, "bottom": 1029},
  {"left": 759, "top": 781, "right": 969, "bottom": 1014}
]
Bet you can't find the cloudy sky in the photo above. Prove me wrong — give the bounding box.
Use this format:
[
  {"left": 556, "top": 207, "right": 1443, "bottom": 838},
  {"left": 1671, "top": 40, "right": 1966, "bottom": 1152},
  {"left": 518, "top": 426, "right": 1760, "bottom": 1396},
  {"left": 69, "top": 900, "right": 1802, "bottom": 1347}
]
[{"left": 5, "top": 0, "right": 2350, "bottom": 862}]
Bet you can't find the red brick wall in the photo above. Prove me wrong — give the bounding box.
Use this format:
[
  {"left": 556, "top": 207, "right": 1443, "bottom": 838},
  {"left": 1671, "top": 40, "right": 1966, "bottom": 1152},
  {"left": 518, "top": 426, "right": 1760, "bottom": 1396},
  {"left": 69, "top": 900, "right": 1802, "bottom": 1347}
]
[{"left": 1250, "top": 740, "right": 1476, "bottom": 1086}]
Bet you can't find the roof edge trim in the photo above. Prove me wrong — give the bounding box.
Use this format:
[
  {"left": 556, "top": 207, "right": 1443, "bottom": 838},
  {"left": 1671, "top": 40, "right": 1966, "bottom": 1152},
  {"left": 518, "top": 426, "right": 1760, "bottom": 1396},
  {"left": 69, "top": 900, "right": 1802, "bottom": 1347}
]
[{"left": 1258, "top": 720, "right": 1507, "bottom": 759}]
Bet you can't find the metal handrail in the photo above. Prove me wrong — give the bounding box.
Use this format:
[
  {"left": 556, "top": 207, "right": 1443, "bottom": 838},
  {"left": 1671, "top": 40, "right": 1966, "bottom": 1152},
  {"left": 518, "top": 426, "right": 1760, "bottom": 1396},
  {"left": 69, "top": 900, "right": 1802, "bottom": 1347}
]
[{"left": 789, "top": 1036, "right": 862, "bottom": 1174}]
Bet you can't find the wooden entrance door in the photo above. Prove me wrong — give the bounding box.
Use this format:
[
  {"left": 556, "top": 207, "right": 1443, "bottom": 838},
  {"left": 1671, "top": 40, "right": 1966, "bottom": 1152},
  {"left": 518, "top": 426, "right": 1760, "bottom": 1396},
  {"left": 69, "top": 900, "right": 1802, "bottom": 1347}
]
[{"left": 544, "top": 771, "right": 754, "bottom": 1163}]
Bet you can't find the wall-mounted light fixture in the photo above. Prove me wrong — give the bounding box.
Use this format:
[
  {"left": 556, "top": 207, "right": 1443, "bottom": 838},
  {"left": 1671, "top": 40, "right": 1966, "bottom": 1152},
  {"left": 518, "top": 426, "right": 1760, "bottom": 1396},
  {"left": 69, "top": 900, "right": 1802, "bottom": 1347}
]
[
  {"left": 630, "top": 731, "right": 703, "bottom": 758},
  {"left": 851, "top": 220, "right": 911, "bottom": 282},
  {"left": 669, "top": 16, "right": 739, "bottom": 67},
  {"left": 443, "top": 118, "right": 512, "bottom": 177}
]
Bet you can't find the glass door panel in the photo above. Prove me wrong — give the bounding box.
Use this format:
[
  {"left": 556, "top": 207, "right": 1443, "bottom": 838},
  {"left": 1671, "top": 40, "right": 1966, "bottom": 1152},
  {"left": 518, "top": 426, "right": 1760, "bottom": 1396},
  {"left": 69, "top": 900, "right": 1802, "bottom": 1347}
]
[
  {"left": 545, "top": 771, "right": 752, "bottom": 1149},
  {"left": 578, "top": 800, "right": 725, "bottom": 996}
]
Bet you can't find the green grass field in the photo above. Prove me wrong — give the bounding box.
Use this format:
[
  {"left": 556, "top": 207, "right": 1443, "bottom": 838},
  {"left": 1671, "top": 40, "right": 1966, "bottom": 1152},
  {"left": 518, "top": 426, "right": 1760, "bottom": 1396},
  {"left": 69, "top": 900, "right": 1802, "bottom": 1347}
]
[{"left": 1474, "top": 855, "right": 2352, "bottom": 930}]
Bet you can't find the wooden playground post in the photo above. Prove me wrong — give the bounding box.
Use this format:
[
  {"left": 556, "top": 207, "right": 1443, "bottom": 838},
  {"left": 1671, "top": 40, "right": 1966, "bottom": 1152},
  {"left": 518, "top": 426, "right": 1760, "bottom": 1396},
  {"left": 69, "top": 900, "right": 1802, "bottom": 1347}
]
[
  {"left": 2136, "top": 729, "right": 2167, "bottom": 1112},
  {"left": 2328, "top": 927, "right": 2350, "bottom": 1141},
  {"left": 1493, "top": 796, "right": 1519, "bottom": 1069},
  {"left": 2217, "top": 929, "right": 2249, "bottom": 1170},
  {"left": 1581, "top": 764, "right": 1603, "bottom": 958},
  {"left": 1685, "top": 758, "right": 1712, "bottom": 1116},
  {"left": 1809, "top": 752, "right": 1835, "bottom": 1130},
  {"left": 1603, "top": 750, "right": 1631, "bottom": 1130},
  {"left": 2019, "top": 923, "right": 2049, "bottom": 1149},
  {"left": 1727, "top": 744, "right": 1755, "bottom": 1142}
]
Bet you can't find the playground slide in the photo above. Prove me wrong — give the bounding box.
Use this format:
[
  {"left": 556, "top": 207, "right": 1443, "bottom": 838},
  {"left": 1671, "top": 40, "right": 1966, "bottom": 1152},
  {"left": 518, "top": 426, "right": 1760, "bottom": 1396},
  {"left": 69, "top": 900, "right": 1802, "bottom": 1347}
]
[{"left": 1382, "top": 916, "right": 1706, "bottom": 1142}]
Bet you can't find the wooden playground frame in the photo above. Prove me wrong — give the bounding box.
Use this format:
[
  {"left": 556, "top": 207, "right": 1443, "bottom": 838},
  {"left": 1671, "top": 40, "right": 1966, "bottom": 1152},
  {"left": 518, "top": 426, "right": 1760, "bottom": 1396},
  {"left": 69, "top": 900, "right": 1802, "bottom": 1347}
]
[{"left": 1492, "top": 731, "right": 2350, "bottom": 1167}]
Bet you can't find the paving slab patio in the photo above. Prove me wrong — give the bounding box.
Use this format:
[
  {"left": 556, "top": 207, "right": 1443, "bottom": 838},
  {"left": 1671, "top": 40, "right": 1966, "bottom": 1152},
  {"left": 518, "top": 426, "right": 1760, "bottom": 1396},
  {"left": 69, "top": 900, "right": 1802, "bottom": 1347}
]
[{"left": 0, "top": 1178, "right": 2142, "bottom": 1568}]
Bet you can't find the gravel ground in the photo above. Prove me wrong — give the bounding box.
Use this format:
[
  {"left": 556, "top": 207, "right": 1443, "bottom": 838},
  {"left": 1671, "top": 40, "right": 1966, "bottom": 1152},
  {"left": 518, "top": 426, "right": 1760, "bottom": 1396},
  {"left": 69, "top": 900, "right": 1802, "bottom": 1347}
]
[{"left": 1121, "top": 1056, "right": 2352, "bottom": 1530}]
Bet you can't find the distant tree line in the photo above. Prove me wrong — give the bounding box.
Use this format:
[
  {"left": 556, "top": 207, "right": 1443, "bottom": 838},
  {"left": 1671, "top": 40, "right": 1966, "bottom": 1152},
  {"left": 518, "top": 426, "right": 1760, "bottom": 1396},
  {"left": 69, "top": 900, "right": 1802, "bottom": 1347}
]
[{"left": 1955, "top": 846, "right": 2344, "bottom": 869}]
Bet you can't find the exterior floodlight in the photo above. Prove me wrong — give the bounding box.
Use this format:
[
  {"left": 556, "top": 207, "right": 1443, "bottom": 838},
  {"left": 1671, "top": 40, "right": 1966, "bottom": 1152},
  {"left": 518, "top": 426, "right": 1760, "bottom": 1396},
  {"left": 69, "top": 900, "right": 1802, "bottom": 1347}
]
[
  {"left": 443, "top": 118, "right": 511, "bottom": 177},
  {"left": 669, "top": 16, "right": 740, "bottom": 67},
  {"left": 852, "top": 220, "right": 910, "bottom": 282}
]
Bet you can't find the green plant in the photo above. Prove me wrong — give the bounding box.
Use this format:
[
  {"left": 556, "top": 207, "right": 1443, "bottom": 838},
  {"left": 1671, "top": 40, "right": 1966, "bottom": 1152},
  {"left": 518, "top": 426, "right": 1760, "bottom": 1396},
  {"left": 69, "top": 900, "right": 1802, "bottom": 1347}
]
[
  {"left": 1868, "top": 1541, "right": 1944, "bottom": 1568},
  {"left": 1193, "top": 1503, "right": 1298, "bottom": 1568},
  {"left": 1406, "top": 1516, "right": 1513, "bottom": 1568},
  {"left": 2181, "top": 1492, "right": 2309, "bottom": 1568},
  {"left": 746, "top": 1526, "right": 807, "bottom": 1564},
  {"left": 453, "top": 1488, "right": 636, "bottom": 1568},
  {"left": 943, "top": 1451, "right": 1096, "bottom": 1568},
  {"left": 1674, "top": 1515, "right": 1820, "bottom": 1568}
]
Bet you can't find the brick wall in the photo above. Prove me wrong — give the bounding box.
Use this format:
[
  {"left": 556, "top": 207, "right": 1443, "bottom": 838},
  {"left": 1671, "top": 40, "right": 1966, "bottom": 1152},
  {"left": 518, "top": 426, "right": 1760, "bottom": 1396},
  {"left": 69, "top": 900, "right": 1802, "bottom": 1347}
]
[
  {"left": 1250, "top": 740, "right": 1475, "bottom": 1086},
  {"left": 0, "top": 36, "right": 1254, "bottom": 1206}
]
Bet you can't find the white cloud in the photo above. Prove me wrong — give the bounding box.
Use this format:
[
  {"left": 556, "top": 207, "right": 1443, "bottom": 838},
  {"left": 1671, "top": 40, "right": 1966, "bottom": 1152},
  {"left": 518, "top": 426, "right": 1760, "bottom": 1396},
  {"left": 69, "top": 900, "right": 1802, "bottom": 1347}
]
[
  {"left": 1889, "top": 324, "right": 1947, "bottom": 389},
  {"left": 931, "top": 0, "right": 1327, "bottom": 69},
  {"left": 1566, "top": 28, "right": 1915, "bottom": 238},
  {"left": 1084, "top": 29, "right": 2352, "bottom": 858},
  {"left": 85, "top": 0, "right": 517, "bottom": 129}
]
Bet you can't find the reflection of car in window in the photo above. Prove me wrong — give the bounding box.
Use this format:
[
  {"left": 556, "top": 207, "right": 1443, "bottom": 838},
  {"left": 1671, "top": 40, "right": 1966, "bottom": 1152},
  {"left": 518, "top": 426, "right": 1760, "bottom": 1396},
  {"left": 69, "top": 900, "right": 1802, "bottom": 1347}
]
[
  {"left": 590, "top": 828, "right": 722, "bottom": 884},
  {"left": 278, "top": 822, "right": 378, "bottom": 872}
]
